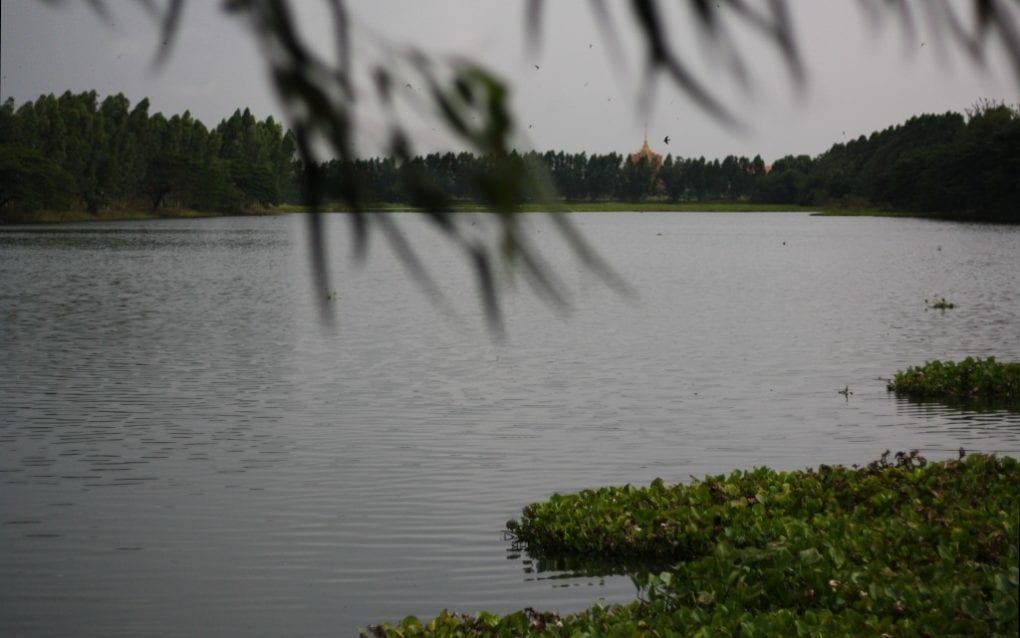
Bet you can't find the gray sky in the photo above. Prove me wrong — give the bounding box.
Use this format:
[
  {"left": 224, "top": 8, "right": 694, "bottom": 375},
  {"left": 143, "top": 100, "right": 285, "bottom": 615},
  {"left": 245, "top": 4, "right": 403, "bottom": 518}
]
[{"left": 2, "top": 1, "right": 1017, "bottom": 162}]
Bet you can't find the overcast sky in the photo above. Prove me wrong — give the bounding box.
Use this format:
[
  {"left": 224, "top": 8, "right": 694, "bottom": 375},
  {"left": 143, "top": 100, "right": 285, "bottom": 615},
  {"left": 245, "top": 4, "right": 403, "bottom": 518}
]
[{"left": 2, "top": 1, "right": 1017, "bottom": 162}]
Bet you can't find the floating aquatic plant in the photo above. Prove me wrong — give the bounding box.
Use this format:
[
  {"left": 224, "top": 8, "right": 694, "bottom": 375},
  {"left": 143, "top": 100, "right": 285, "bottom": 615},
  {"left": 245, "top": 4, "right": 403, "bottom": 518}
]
[
  {"left": 926, "top": 296, "right": 956, "bottom": 309},
  {"left": 365, "top": 452, "right": 1019, "bottom": 636},
  {"left": 888, "top": 356, "right": 1020, "bottom": 402}
]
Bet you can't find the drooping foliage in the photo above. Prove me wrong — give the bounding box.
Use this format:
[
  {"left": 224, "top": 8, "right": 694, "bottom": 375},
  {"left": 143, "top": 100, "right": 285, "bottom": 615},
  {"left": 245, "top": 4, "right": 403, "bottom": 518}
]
[{"left": 0, "top": 91, "right": 296, "bottom": 220}]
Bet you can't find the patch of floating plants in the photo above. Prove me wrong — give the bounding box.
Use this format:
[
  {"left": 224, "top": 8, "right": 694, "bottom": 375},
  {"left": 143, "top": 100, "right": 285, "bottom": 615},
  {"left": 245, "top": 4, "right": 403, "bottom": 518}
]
[
  {"left": 888, "top": 356, "right": 1020, "bottom": 405},
  {"left": 926, "top": 296, "right": 956, "bottom": 310},
  {"left": 364, "top": 450, "right": 1019, "bottom": 636}
]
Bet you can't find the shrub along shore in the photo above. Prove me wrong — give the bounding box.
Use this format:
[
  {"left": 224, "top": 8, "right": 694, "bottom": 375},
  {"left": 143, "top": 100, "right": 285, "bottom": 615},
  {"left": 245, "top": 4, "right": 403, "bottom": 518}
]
[{"left": 364, "top": 452, "right": 1019, "bottom": 637}]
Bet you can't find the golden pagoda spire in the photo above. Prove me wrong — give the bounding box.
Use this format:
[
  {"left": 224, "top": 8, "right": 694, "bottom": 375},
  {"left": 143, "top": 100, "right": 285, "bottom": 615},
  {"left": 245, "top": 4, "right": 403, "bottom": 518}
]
[{"left": 629, "top": 130, "right": 663, "bottom": 169}]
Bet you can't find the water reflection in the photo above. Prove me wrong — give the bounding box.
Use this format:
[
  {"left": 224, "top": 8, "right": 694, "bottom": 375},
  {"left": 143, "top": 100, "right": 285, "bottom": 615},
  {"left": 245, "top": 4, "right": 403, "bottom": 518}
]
[
  {"left": 893, "top": 393, "right": 1020, "bottom": 416},
  {"left": 891, "top": 394, "right": 1020, "bottom": 447},
  {"left": 513, "top": 549, "right": 670, "bottom": 583}
]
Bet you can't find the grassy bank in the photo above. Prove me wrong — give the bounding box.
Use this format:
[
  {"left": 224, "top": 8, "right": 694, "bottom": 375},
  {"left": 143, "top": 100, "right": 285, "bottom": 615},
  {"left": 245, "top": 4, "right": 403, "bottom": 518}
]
[
  {"left": 6, "top": 201, "right": 998, "bottom": 222},
  {"left": 524, "top": 201, "right": 815, "bottom": 213},
  {"left": 265, "top": 201, "right": 960, "bottom": 217},
  {"left": 888, "top": 357, "right": 1020, "bottom": 403},
  {"left": 1, "top": 206, "right": 285, "bottom": 225},
  {"left": 810, "top": 207, "right": 927, "bottom": 219},
  {"left": 365, "top": 452, "right": 1019, "bottom": 636},
  {"left": 810, "top": 207, "right": 1006, "bottom": 222},
  {"left": 272, "top": 201, "right": 816, "bottom": 214}
]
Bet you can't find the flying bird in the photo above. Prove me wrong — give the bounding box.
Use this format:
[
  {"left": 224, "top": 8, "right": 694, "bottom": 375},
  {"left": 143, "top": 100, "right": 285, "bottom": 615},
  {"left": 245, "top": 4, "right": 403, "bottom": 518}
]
[{"left": 663, "top": 135, "right": 670, "bottom": 145}]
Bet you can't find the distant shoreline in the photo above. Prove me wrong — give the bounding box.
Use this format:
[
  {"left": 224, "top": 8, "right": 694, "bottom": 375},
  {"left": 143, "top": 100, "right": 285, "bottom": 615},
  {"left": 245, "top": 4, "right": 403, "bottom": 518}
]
[
  {"left": 273, "top": 201, "right": 815, "bottom": 214},
  {"left": 3, "top": 202, "right": 1005, "bottom": 224},
  {"left": 0, "top": 206, "right": 280, "bottom": 225}
]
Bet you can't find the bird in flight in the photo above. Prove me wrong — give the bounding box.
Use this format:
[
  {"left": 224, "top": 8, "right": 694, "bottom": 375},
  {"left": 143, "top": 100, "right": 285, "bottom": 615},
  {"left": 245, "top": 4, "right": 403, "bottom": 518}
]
[{"left": 663, "top": 135, "right": 671, "bottom": 145}]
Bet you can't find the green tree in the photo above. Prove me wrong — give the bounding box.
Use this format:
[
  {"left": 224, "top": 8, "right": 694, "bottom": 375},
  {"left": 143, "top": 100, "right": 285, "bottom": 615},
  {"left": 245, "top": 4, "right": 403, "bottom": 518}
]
[
  {"left": 95, "top": 93, "right": 132, "bottom": 203},
  {"left": 0, "top": 89, "right": 304, "bottom": 217},
  {"left": 756, "top": 155, "right": 814, "bottom": 205},
  {"left": 799, "top": 103, "right": 1017, "bottom": 221},
  {"left": 620, "top": 155, "right": 656, "bottom": 202},
  {"left": 951, "top": 102, "right": 1020, "bottom": 221},
  {"left": 0, "top": 144, "right": 75, "bottom": 217}
]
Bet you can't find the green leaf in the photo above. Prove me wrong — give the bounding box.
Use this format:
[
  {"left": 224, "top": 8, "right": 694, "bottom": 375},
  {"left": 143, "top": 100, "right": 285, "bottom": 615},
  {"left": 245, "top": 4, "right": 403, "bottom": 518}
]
[{"left": 799, "top": 547, "right": 822, "bottom": 566}]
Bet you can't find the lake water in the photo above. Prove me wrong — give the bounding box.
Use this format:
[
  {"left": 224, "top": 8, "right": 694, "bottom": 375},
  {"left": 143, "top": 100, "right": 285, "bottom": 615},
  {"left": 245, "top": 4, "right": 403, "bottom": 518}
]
[{"left": 2, "top": 212, "right": 1019, "bottom": 636}]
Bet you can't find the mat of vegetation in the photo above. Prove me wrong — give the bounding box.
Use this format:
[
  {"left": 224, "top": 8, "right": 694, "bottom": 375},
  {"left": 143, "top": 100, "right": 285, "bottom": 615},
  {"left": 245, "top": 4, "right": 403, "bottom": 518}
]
[
  {"left": 888, "top": 357, "right": 1020, "bottom": 403},
  {"left": 364, "top": 452, "right": 1019, "bottom": 636}
]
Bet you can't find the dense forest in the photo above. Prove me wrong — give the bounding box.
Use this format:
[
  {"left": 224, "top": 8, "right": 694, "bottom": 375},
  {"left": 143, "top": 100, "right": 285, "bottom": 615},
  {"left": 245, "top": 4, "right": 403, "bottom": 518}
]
[
  {"left": 764, "top": 101, "right": 1020, "bottom": 222},
  {"left": 0, "top": 91, "right": 295, "bottom": 219},
  {"left": 323, "top": 102, "right": 1017, "bottom": 222},
  {"left": 312, "top": 149, "right": 770, "bottom": 206},
  {"left": 2, "top": 92, "right": 1017, "bottom": 223}
]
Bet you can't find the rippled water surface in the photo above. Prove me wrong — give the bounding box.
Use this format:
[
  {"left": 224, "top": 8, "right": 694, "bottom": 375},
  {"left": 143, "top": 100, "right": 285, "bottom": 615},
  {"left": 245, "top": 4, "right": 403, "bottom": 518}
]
[{"left": 2, "top": 212, "right": 1019, "bottom": 636}]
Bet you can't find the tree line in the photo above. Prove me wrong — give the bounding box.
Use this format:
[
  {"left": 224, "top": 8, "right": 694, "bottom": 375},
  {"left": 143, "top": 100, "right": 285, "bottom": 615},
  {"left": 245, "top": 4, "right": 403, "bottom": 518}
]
[
  {"left": 2, "top": 92, "right": 1016, "bottom": 223},
  {"left": 315, "top": 101, "right": 1018, "bottom": 223},
  {"left": 0, "top": 91, "right": 295, "bottom": 219},
  {"left": 760, "top": 101, "right": 1019, "bottom": 222},
  {"left": 312, "top": 150, "right": 772, "bottom": 205}
]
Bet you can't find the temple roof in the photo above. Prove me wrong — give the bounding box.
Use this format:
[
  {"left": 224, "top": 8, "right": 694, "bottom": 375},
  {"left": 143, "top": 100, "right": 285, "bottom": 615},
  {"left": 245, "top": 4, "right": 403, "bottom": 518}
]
[{"left": 629, "top": 135, "right": 663, "bottom": 168}]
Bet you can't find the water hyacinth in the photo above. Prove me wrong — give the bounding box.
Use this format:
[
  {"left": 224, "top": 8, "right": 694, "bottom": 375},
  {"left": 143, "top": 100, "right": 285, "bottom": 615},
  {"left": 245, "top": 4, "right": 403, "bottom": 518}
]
[
  {"left": 888, "top": 357, "right": 1020, "bottom": 403},
  {"left": 366, "top": 453, "right": 1019, "bottom": 636},
  {"left": 926, "top": 297, "right": 957, "bottom": 310}
]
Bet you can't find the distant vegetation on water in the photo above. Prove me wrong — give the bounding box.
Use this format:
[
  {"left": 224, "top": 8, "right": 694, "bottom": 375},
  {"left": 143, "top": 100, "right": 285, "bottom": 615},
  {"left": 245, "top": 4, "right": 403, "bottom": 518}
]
[
  {"left": 888, "top": 357, "right": 1020, "bottom": 403},
  {"left": 2, "top": 92, "right": 1017, "bottom": 223},
  {"left": 365, "top": 452, "right": 1019, "bottom": 636},
  {"left": 927, "top": 296, "right": 957, "bottom": 310}
]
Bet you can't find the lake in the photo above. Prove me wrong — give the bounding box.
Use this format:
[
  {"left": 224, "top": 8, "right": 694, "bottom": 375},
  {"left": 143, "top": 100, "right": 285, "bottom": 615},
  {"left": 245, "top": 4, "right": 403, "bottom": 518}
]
[{"left": 2, "top": 212, "right": 1019, "bottom": 636}]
